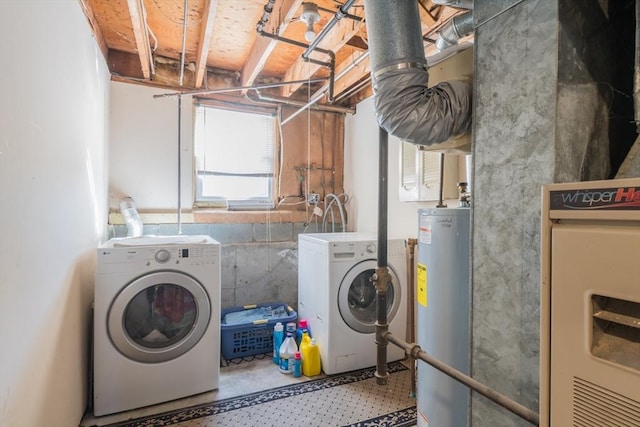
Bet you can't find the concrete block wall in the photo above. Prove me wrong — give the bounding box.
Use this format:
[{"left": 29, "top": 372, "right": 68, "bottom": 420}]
[{"left": 109, "top": 222, "right": 343, "bottom": 310}]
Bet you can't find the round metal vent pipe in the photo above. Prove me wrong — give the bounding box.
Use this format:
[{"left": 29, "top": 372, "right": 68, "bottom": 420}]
[
  {"left": 432, "top": 0, "right": 473, "bottom": 9},
  {"left": 436, "top": 10, "right": 474, "bottom": 52},
  {"left": 363, "top": 0, "right": 472, "bottom": 147}
]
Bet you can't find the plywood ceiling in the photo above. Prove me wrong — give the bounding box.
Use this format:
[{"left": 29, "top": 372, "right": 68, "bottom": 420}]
[{"left": 79, "top": 0, "right": 471, "bottom": 108}]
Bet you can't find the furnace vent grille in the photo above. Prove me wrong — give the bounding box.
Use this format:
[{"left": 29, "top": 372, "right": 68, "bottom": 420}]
[{"left": 573, "top": 377, "right": 640, "bottom": 426}]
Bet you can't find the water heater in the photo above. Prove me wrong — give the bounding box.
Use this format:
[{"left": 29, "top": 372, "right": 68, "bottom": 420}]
[{"left": 416, "top": 207, "right": 471, "bottom": 426}]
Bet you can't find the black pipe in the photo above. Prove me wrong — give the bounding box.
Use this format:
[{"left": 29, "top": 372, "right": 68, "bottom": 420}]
[
  {"left": 256, "top": 0, "right": 277, "bottom": 33},
  {"left": 257, "top": 29, "right": 331, "bottom": 67},
  {"left": 374, "top": 126, "right": 389, "bottom": 385},
  {"left": 377, "top": 126, "right": 388, "bottom": 266},
  {"left": 302, "top": 0, "right": 357, "bottom": 60},
  {"left": 316, "top": 5, "right": 362, "bottom": 22},
  {"left": 436, "top": 153, "right": 447, "bottom": 208},
  {"left": 256, "top": 28, "right": 336, "bottom": 100},
  {"left": 385, "top": 333, "right": 540, "bottom": 426}
]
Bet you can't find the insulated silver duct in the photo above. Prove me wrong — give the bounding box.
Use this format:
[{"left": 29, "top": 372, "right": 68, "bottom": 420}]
[
  {"left": 364, "top": 0, "right": 472, "bottom": 147},
  {"left": 436, "top": 10, "right": 474, "bottom": 52},
  {"left": 432, "top": 0, "right": 473, "bottom": 9}
]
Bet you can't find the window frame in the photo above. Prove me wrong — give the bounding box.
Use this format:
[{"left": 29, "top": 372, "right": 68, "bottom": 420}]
[{"left": 193, "top": 101, "right": 279, "bottom": 210}]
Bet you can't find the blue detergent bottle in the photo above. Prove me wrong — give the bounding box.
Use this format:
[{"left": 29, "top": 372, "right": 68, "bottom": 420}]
[
  {"left": 273, "top": 322, "right": 284, "bottom": 365},
  {"left": 296, "top": 318, "right": 311, "bottom": 345}
]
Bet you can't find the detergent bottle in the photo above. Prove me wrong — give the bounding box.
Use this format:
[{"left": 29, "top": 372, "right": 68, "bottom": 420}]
[
  {"left": 278, "top": 332, "right": 298, "bottom": 374},
  {"left": 293, "top": 351, "right": 302, "bottom": 378},
  {"left": 273, "top": 322, "right": 284, "bottom": 365},
  {"left": 296, "top": 319, "right": 311, "bottom": 345},
  {"left": 299, "top": 330, "right": 311, "bottom": 362},
  {"left": 301, "top": 337, "right": 321, "bottom": 377}
]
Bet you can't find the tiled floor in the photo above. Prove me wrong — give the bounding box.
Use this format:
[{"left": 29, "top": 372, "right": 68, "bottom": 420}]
[{"left": 80, "top": 354, "right": 325, "bottom": 427}]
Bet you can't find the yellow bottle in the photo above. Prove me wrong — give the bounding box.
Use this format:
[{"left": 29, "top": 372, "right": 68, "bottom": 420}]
[
  {"left": 299, "top": 331, "right": 311, "bottom": 365},
  {"left": 301, "top": 335, "right": 321, "bottom": 377}
]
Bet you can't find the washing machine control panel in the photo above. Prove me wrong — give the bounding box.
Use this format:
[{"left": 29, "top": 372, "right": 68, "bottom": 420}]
[{"left": 330, "top": 241, "right": 377, "bottom": 261}]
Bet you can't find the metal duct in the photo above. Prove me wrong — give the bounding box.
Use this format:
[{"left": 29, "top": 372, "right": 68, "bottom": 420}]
[
  {"left": 432, "top": 0, "right": 473, "bottom": 9},
  {"left": 616, "top": 0, "right": 640, "bottom": 179},
  {"left": 364, "top": 0, "right": 472, "bottom": 148},
  {"left": 635, "top": 0, "right": 639, "bottom": 132},
  {"left": 436, "top": 11, "right": 474, "bottom": 52}
]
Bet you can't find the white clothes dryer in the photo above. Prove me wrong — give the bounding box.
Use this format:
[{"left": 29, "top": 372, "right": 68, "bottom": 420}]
[
  {"left": 298, "top": 233, "right": 407, "bottom": 375},
  {"left": 93, "top": 235, "right": 220, "bottom": 416}
]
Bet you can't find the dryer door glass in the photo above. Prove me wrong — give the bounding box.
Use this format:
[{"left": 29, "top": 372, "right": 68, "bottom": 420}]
[
  {"left": 124, "top": 284, "right": 196, "bottom": 348},
  {"left": 108, "top": 271, "right": 211, "bottom": 363},
  {"left": 338, "top": 260, "right": 401, "bottom": 334}
]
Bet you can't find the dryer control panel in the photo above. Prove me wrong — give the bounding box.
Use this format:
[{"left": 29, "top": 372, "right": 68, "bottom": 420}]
[{"left": 97, "top": 243, "right": 219, "bottom": 272}]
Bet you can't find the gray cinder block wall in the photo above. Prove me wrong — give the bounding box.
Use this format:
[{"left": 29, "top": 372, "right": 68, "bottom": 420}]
[
  {"left": 472, "top": 0, "right": 616, "bottom": 425},
  {"left": 109, "top": 222, "right": 321, "bottom": 310}
]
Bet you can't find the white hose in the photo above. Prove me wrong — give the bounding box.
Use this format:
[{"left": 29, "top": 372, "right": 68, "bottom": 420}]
[{"left": 322, "top": 193, "right": 348, "bottom": 232}]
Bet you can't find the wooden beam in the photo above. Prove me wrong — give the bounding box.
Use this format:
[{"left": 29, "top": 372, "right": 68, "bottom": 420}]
[
  {"left": 108, "top": 49, "right": 145, "bottom": 79},
  {"left": 417, "top": 0, "right": 438, "bottom": 27},
  {"left": 345, "top": 35, "right": 368, "bottom": 51},
  {"left": 331, "top": 51, "right": 370, "bottom": 99},
  {"left": 240, "top": 0, "right": 304, "bottom": 90},
  {"left": 77, "top": 0, "right": 108, "bottom": 59},
  {"left": 280, "top": 2, "right": 365, "bottom": 97},
  {"left": 194, "top": 0, "right": 219, "bottom": 88},
  {"left": 126, "top": 0, "right": 153, "bottom": 79}
]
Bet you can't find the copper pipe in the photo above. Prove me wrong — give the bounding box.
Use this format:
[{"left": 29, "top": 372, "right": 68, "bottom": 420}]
[{"left": 406, "top": 238, "right": 417, "bottom": 398}]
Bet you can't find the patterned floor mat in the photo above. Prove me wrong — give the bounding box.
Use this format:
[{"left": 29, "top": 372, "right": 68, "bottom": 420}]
[{"left": 106, "top": 362, "right": 416, "bottom": 427}]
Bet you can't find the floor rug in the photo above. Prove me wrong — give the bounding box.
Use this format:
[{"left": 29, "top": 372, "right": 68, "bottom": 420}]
[{"left": 107, "top": 362, "right": 417, "bottom": 427}]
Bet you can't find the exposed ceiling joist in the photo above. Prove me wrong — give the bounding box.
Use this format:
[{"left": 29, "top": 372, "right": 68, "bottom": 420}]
[
  {"left": 240, "top": 0, "right": 304, "bottom": 90},
  {"left": 330, "top": 51, "right": 370, "bottom": 98},
  {"left": 194, "top": 0, "right": 220, "bottom": 88},
  {"left": 126, "top": 0, "right": 154, "bottom": 79},
  {"left": 418, "top": 0, "right": 439, "bottom": 27},
  {"left": 81, "top": 1, "right": 472, "bottom": 109},
  {"left": 280, "top": 2, "right": 365, "bottom": 97}
]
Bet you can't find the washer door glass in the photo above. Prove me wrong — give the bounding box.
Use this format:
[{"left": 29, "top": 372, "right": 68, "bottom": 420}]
[
  {"left": 108, "top": 271, "right": 211, "bottom": 363},
  {"left": 338, "top": 260, "right": 401, "bottom": 334}
]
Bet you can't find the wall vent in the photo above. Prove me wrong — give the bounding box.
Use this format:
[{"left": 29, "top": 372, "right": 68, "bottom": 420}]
[{"left": 573, "top": 377, "right": 640, "bottom": 426}]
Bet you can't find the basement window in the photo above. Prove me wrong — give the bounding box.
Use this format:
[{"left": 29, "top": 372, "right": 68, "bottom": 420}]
[{"left": 194, "top": 104, "right": 276, "bottom": 210}]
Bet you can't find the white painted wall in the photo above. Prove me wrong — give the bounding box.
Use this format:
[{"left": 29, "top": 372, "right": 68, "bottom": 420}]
[
  {"left": 0, "top": 2, "right": 109, "bottom": 426},
  {"left": 344, "top": 48, "right": 473, "bottom": 240},
  {"left": 344, "top": 97, "right": 450, "bottom": 240},
  {"left": 109, "top": 83, "right": 194, "bottom": 211}
]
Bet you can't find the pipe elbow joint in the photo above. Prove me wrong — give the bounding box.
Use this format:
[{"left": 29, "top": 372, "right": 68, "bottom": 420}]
[{"left": 373, "top": 68, "right": 473, "bottom": 147}]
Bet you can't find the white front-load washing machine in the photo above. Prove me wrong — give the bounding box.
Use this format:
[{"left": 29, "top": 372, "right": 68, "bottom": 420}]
[
  {"left": 298, "top": 232, "right": 407, "bottom": 375},
  {"left": 93, "top": 235, "right": 220, "bottom": 416}
]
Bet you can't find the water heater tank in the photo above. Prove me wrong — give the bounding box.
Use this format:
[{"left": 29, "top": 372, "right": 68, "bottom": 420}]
[{"left": 416, "top": 207, "right": 471, "bottom": 426}]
